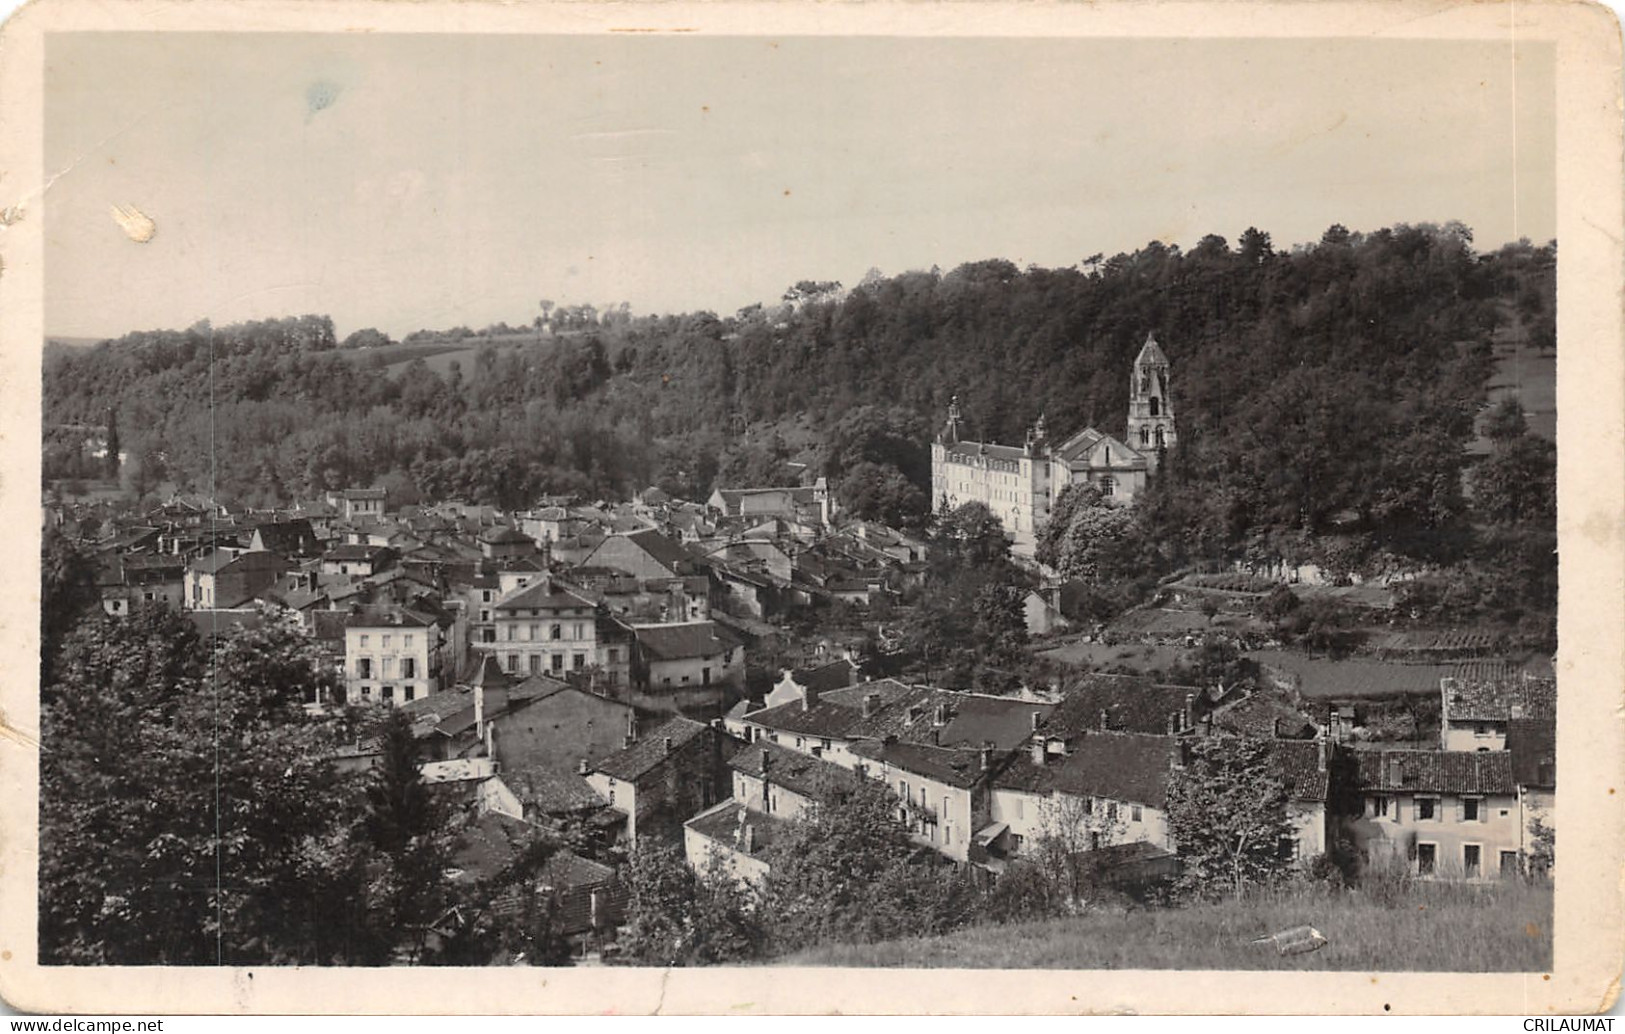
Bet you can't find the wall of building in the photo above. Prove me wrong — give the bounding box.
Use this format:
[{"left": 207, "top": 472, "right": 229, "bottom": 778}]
[
  {"left": 644, "top": 650, "right": 744, "bottom": 694},
  {"left": 1344, "top": 790, "right": 1523, "bottom": 879},
  {"left": 683, "top": 823, "right": 771, "bottom": 891},
  {"left": 733, "top": 770, "right": 818, "bottom": 823},
  {"left": 1441, "top": 719, "right": 1509, "bottom": 752},
  {"left": 494, "top": 611, "right": 598, "bottom": 677},
  {"left": 345, "top": 625, "right": 440, "bottom": 706},
  {"left": 585, "top": 538, "right": 674, "bottom": 581},
  {"left": 488, "top": 690, "right": 635, "bottom": 775}
]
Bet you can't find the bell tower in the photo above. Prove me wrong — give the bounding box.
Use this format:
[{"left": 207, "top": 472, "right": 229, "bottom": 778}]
[{"left": 1127, "top": 333, "right": 1176, "bottom": 469}]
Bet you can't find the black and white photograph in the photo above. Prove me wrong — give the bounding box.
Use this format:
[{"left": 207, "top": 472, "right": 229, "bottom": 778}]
[{"left": 3, "top": 0, "right": 1622, "bottom": 1017}]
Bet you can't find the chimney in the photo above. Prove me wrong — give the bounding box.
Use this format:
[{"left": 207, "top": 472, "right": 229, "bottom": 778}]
[
  {"left": 1386, "top": 756, "right": 1403, "bottom": 787},
  {"left": 663, "top": 736, "right": 672, "bottom": 755},
  {"left": 626, "top": 710, "right": 639, "bottom": 744},
  {"left": 743, "top": 824, "right": 756, "bottom": 854},
  {"left": 1316, "top": 731, "right": 1328, "bottom": 772},
  {"left": 577, "top": 757, "right": 589, "bottom": 776},
  {"left": 760, "top": 748, "right": 770, "bottom": 777},
  {"left": 1098, "top": 709, "right": 1109, "bottom": 732},
  {"left": 802, "top": 685, "right": 819, "bottom": 711},
  {"left": 1166, "top": 712, "right": 1178, "bottom": 735},
  {"left": 1029, "top": 740, "right": 1046, "bottom": 766},
  {"left": 979, "top": 744, "right": 994, "bottom": 771},
  {"left": 1031, "top": 711, "right": 1043, "bottom": 732},
  {"left": 863, "top": 693, "right": 880, "bottom": 718},
  {"left": 934, "top": 703, "right": 948, "bottom": 727},
  {"left": 474, "top": 679, "right": 486, "bottom": 738},
  {"left": 1184, "top": 693, "right": 1196, "bottom": 732}
]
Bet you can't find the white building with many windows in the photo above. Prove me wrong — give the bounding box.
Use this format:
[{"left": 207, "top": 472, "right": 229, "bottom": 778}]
[
  {"left": 489, "top": 576, "right": 601, "bottom": 678},
  {"left": 344, "top": 605, "right": 451, "bottom": 707},
  {"left": 930, "top": 333, "right": 1175, "bottom": 556}
]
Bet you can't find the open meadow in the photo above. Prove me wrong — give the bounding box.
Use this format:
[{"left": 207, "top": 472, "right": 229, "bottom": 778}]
[{"left": 780, "top": 880, "right": 1553, "bottom": 972}]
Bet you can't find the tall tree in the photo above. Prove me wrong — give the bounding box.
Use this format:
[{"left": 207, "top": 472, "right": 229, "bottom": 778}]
[{"left": 1164, "top": 738, "right": 1295, "bottom": 900}]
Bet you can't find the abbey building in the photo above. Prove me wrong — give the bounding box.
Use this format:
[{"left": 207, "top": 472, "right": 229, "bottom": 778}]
[{"left": 930, "top": 333, "right": 1176, "bottom": 557}]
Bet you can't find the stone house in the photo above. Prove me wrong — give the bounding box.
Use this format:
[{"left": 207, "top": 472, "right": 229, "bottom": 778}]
[
  {"left": 1344, "top": 749, "right": 1523, "bottom": 880},
  {"left": 585, "top": 716, "right": 738, "bottom": 843}
]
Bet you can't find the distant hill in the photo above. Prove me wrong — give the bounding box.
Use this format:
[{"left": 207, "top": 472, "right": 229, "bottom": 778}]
[{"left": 44, "top": 336, "right": 107, "bottom": 356}]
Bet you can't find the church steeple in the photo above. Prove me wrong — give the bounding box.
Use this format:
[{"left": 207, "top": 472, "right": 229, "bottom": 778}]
[
  {"left": 940, "top": 395, "right": 963, "bottom": 445},
  {"left": 1127, "top": 333, "right": 1176, "bottom": 468}
]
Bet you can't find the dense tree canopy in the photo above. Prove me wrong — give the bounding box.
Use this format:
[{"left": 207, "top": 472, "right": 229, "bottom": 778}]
[{"left": 45, "top": 227, "right": 1550, "bottom": 531}]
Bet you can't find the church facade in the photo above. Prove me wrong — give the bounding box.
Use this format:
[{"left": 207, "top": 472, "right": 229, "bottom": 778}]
[{"left": 930, "top": 334, "right": 1176, "bottom": 557}]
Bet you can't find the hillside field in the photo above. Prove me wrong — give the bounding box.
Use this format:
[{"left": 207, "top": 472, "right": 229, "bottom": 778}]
[{"left": 778, "top": 880, "right": 1552, "bottom": 972}]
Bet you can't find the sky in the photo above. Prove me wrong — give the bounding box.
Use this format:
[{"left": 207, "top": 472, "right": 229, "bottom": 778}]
[{"left": 44, "top": 32, "right": 1556, "bottom": 341}]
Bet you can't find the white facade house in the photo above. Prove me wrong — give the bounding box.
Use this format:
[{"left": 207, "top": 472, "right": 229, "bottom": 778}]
[{"left": 344, "top": 605, "right": 449, "bottom": 707}]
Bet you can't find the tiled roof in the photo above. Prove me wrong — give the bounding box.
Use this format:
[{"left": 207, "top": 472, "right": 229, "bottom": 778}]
[
  {"left": 622, "top": 529, "right": 694, "bottom": 570},
  {"left": 1209, "top": 689, "right": 1318, "bottom": 740},
  {"left": 592, "top": 716, "right": 711, "bottom": 783},
  {"left": 849, "top": 739, "right": 992, "bottom": 788},
  {"left": 252, "top": 520, "right": 319, "bottom": 554},
  {"left": 729, "top": 741, "right": 860, "bottom": 799},
  {"left": 991, "top": 751, "right": 1060, "bottom": 794},
  {"left": 942, "top": 441, "right": 1028, "bottom": 464},
  {"left": 1506, "top": 719, "right": 1556, "bottom": 789},
  {"left": 787, "top": 658, "right": 859, "bottom": 694},
  {"left": 1050, "top": 732, "right": 1177, "bottom": 807},
  {"left": 844, "top": 685, "right": 1053, "bottom": 750},
  {"left": 503, "top": 764, "right": 606, "bottom": 814},
  {"left": 401, "top": 686, "right": 477, "bottom": 729},
  {"left": 1269, "top": 739, "right": 1330, "bottom": 802},
  {"left": 344, "top": 604, "right": 439, "bottom": 629},
  {"left": 684, "top": 799, "right": 792, "bottom": 859},
  {"left": 822, "top": 678, "right": 916, "bottom": 710},
  {"left": 633, "top": 621, "right": 742, "bottom": 661},
  {"left": 1353, "top": 749, "right": 1517, "bottom": 795},
  {"left": 1441, "top": 674, "right": 1556, "bottom": 723},
  {"left": 747, "top": 698, "right": 874, "bottom": 739},
  {"left": 479, "top": 525, "right": 534, "bottom": 545},
  {"left": 325, "top": 544, "right": 393, "bottom": 562},
  {"left": 1048, "top": 675, "right": 1197, "bottom": 737},
  {"left": 494, "top": 578, "right": 595, "bottom": 612}
]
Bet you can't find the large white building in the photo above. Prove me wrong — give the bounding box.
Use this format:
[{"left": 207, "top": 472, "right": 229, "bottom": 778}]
[
  {"left": 344, "top": 605, "right": 452, "bottom": 707},
  {"left": 930, "top": 334, "right": 1176, "bottom": 556}
]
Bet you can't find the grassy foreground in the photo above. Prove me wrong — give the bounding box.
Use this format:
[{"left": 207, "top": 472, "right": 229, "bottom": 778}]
[{"left": 779, "top": 880, "right": 1553, "bottom": 971}]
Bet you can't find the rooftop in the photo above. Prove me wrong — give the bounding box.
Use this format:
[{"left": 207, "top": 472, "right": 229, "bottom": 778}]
[
  {"left": 849, "top": 739, "right": 992, "bottom": 788},
  {"left": 592, "top": 716, "right": 712, "bottom": 783},
  {"left": 632, "top": 621, "right": 742, "bottom": 661},
  {"left": 1050, "top": 732, "right": 1177, "bottom": 808},
  {"left": 684, "top": 799, "right": 792, "bottom": 859},
  {"left": 1441, "top": 673, "right": 1557, "bottom": 723},
  {"left": 729, "top": 741, "right": 860, "bottom": 800},
  {"left": 1353, "top": 749, "right": 1517, "bottom": 795}
]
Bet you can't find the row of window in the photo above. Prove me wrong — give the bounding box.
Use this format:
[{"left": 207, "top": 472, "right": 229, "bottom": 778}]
[
  {"left": 1416, "top": 842, "right": 1517, "bottom": 879},
  {"left": 357, "top": 633, "right": 416, "bottom": 648},
  {"left": 503, "top": 622, "right": 590, "bottom": 642},
  {"left": 359, "top": 683, "right": 419, "bottom": 703},
  {"left": 502, "top": 652, "right": 589, "bottom": 674},
  {"left": 354, "top": 657, "right": 416, "bottom": 678},
  {"left": 1368, "top": 795, "right": 1500, "bottom": 823}
]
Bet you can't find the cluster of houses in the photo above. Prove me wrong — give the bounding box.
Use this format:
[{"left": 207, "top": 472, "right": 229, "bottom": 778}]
[
  {"left": 689, "top": 662, "right": 1556, "bottom": 894},
  {"left": 64, "top": 478, "right": 931, "bottom": 716},
  {"left": 52, "top": 476, "right": 1557, "bottom": 958}
]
